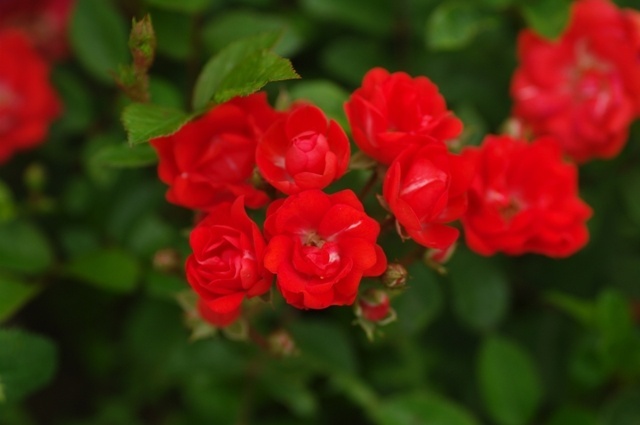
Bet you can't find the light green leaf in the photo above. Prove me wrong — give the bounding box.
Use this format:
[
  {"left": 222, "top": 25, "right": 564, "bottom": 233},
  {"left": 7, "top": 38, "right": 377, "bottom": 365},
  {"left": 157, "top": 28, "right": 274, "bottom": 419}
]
[
  {"left": 448, "top": 248, "right": 509, "bottom": 332},
  {"left": 121, "top": 103, "right": 191, "bottom": 145},
  {"left": 289, "top": 80, "right": 350, "bottom": 127},
  {"left": 375, "top": 392, "right": 480, "bottom": 425},
  {"left": 69, "top": 0, "right": 129, "bottom": 83},
  {"left": 426, "top": 2, "right": 493, "bottom": 50},
  {"left": 192, "top": 31, "right": 299, "bottom": 109},
  {"left": 0, "top": 221, "right": 53, "bottom": 276},
  {"left": 0, "top": 329, "right": 57, "bottom": 403},
  {"left": 65, "top": 249, "right": 140, "bottom": 293},
  {"left": 478, "top": 336, "right": 543, "bottom": 425},
  {"left": 520, "top": 0, "right": 572, "bottom": 40},
  {"left": 0, "top": 276, "right": 40, "bottom": 323},
  {"left": 91, "top": 143, "right": 157, "bottom": 168}
]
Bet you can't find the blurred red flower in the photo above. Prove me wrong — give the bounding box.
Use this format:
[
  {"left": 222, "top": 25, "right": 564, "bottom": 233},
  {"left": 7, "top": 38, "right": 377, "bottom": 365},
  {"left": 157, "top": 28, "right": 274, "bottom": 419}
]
[
  {"left": 462, "top": 135, "right": 592, "bottom": 257},
  {"left": 0, "top": 29, "right": 60, "bottom": 163},
  {"left": 511, "top": 0, "right": 640, "bottom": 162}
]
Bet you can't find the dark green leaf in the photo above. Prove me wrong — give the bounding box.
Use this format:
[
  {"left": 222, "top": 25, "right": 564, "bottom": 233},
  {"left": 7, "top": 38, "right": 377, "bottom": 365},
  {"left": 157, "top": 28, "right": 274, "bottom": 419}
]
[
  {"left": 289, "top": 321, "right": 356, "bottom": 374},
  {"left": 448, "top": 248, "right": 509, "bottom": 332},
  {"left": 69, "top": 0, "right": 129, "bottom": 83},
  {"left": 520, "top": 0, "right": 572, "bottom": 40},
  {"left": 202, "top": 10, "right": 303, "bottom": 57},
  {"left": 394, "top": 263, "right": 442, "bottom": 334},
  {"left": 152, "top": 9, "right": 193, "bottom": 60},
  {"left": 192, "top": 31, "right": 299, "bottom": 109},
  {"left": 600, "top": 390, "right": 640, "bottom": 425},
  {"left": 547, "top": 406, "right": 597, "bottom": 425},
  {"left": 91, "top": 143, "right": 157, "bottom": 168},
  {"left": 478, "top": 336, "right": 542, "bottom": 425},
  {"left": 121, "top": 103, "right": 191, "bottom": 145},
  {"left": 65, "top": 249, "right": 140, "bottom": 293},
  {"left": 426, "top": 2, "right": 493, "bottom": 50},
  {"left": 301, "top": 0, "right": 393, "bottom": 36},
  {"left": 0, "top": 221, "right": 53, "bottom": 276},
  {"left": 375, "top": 392, "right": 480, "bottom": 425},
  {"left": 144, "top": 0, "right": 214, "bottom": 14},
  {"left": 0, "top": 329, "right": 57, "bottom": 403},
  {"left": 0, "top": 276, "right": 40, "bottom": 323}
]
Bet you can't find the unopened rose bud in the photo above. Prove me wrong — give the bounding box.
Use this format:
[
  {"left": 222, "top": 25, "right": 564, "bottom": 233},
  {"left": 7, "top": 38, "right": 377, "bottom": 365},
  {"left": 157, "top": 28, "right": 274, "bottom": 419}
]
[
  {"left": 424, "top": 243, "right": 457, "bottom": 274},
  {"left": 153, "top": 248, "right": 180, "bottom": 273},
  {"left": 382, "top": 263, "right": 407, "bottom": 289},
  {"left": 268, "top": 329, "right": 298, "bottom": 357},
  {"left": 129, "top": 15, "right": 156, "bottom": 72},
  {"left": 24, "top": 163, "right": 46, "bottom": 193},
  {"left": 357, "top": 289, "right": 391, "bottom": 322}
]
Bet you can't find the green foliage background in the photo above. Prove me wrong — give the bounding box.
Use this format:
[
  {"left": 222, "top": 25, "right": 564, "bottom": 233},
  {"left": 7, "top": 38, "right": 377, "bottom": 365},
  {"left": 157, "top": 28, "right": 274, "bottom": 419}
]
[{"left": 1, "top": 0, "right": 640, "bottom": 424}]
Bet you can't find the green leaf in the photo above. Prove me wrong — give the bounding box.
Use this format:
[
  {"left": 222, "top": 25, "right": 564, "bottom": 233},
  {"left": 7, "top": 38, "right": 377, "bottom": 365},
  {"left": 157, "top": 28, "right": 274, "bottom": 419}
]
[
  {"left": 289, "top": 80, "right": 350, "bottom": 127},
  {"left": 547, "top": 406, "right": 597, "bottom": 425},
  {"left": 91, "top": 143, "right": 157, "bottom": 168},
  {"left": 0, "top": 276, "right": 40, "bottom": 323},
  {"left": 375, "top": 392, "right": 480, "bottom": 425},
  {"left": 426, "top": 2, "right": 492, "bottom": 50},
  {"left": 520, "top": 0, "right": 572, "bottom": 40},
  {"left": 144, "top": 0, "right": 214, "bottom": 14},
  {"left": 321, "top": 37, "right": 391, "bottom": 86},
  {"left": 121, "top": 103, "right": 191, "bottom": 145},
  {"left": 0, "top": 329, "right": 57, "bottom": 403},
  {"left": 544, "top": 291, "right": 594, "bottom": 326},
  {"left": 65, "top": 249, "right": 140, "bottom": 294},
  {"left": 301, "top": 0, "right": 393, "bottom": 36},
  {"left": 393, "top": 263, "right": 442, "bottom": 334},
  {"left": 69, "top": 0, "right": 129, "bottom": 83},
  {"left": 202, "top": 10, "right": 303, "bottom": 57},
  {"left": 192, "top": 31, "right": 299, "bottom": 109},
  {"left": 600, "top": 390, "right": 640, "bottom": 425},
  {"left": 0, "top": 180, "right": 16, "bottom": 223},
  {"left": 448, "top": 248, "right": 509, "bottom": 332},
  {"left": 594, "top": 289, "right": 637, "bottom": 370},
  {"left": 152, "top": 9, "right": 193, "bottom": 60},
  {"left": 478, "top": 336, "right": 543, "bottom": 425},
  {"left": 0, "top": 221, "right": 53, "bottom": 276},
  {"left": 289, "top": 321, "right": 356, "bottom": 374}
]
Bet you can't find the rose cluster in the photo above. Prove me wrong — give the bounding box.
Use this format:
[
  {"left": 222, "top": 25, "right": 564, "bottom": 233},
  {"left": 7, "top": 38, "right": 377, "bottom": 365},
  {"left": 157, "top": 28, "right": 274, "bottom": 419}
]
[
  {"left": 151, "top": 0, "right": 640, "bottom": 330},
  {"left": 0, "top": 0, "right": 70, "bottom": 163}
]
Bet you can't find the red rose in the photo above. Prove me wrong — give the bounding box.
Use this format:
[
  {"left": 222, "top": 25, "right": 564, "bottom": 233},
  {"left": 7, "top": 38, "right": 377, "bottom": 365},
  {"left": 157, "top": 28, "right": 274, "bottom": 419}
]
[
  {"left": 462, "top": 135, "right": 592, "bottom": 257},
  {"left": 511, "top": 0, "right": 640, "bottom": 162},
  {"left": 263, "top": 190, "right": 387, "bottom": 309},
  {"left": 186, "top": 197, "right": 273, "bottom": 321},
  {"left": 0, "top": 0, "right": 73, "bottom": 61},
  {"left": 256, "top": 104, "right": 350, "bottom": 195},
  {"left": 344, "top": 67, "right": 463, "bottom": 165},
  {"left": 382, "top": 141, "right": 477, "bottom": 251},
  {"left": 151, "top": 93, "right": 279, "bottom": 210},
  {"left": 0, "top": 29, "right": 60, "bottom": 163}
]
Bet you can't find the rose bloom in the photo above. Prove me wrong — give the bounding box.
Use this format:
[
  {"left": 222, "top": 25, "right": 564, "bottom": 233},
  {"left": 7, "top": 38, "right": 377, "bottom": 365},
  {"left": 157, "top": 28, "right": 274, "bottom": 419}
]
[
  {"left": 151, "top": 92, "right": 280, "bottom": 210},
  {"left": 186, "top": 197, "right": 273, "bottom": 322},
  {"left": 344, "top": 67, "right": 463, "bottom": 165},
  {"left": 197, "top": 297, "right": 241, "bottom": 328},
  {"left": 462, "top": 135, "right": 592, "bottom": 257},
  {"left": 0, "top": 0, "right": 74, "bottom": 60},
  {"left": 511, "top": 0, "right": 640, "bottom": 162},
  {"left": 0, "top": 29, "right": 61, "bottom": 163},
  {"left": 263, "top": 190, "right": 387, "bottom": 309},
  {"left": 382, "top": 140, "right": 477, "bottom": 251},
  {"left": 256, "top": 104, "right": 350, "bottom": 194}
]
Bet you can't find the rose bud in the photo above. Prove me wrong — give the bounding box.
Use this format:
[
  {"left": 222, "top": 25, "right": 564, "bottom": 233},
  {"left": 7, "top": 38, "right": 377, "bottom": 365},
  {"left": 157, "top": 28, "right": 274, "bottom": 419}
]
[
  {"left": 462, "top": 135, "right": 592, "bottom": 257},
  {"left": 267, "top": 329, "right": 298, "bottom": 357},
  {"left": 356, "top": 289, "right": 391, "bottom": 322},
  {"left": 382, "top": 139, "right": 477, "bottom": 251},
  {"left": 382, "top": 263, "right": 408, "bottom": 289},
  {"left": 197, "top": 297, "right": 240, "bottom": 328},
  {"left": 263, "top": 189, "right": 387, "bottom": 309},
  {"left": 345, "top": 67, "right": 462, "bottom": 165},
  {"left": 256, "top": 104, "right": 350, "bottom": 195}
]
